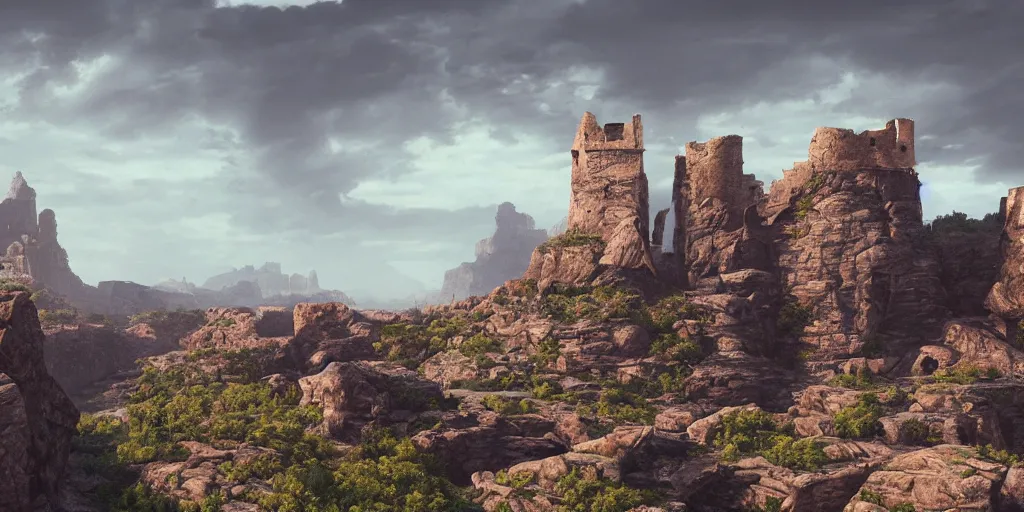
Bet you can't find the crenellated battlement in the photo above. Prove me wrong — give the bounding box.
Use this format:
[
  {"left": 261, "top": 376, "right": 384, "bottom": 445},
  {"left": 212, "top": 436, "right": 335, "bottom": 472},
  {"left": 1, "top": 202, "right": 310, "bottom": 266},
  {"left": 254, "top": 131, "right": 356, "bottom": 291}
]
[
  {"left": 802, "top": 118, "right": 916, "bottom": 172},
  {"left": 571, "top": 112, "right": 643, "bottom": 153}
]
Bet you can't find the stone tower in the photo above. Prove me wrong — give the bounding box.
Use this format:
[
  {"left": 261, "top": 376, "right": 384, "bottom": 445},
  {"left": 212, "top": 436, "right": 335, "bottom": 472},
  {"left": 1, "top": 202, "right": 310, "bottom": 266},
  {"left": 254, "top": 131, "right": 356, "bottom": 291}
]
[{"left": 566, "top": 113, "right": 655, "bottom": 272}]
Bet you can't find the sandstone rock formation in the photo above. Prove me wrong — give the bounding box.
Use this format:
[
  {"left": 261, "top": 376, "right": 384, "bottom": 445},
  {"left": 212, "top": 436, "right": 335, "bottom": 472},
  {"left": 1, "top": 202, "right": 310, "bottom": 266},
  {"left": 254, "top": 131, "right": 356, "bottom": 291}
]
[
  {"left": 0, "top": 173, "right": 90, "bottom": 302},
  {"left": 988, "top": 186, "right": 1024, "bottom": 320},
  {"left": 0, "top": 291, "right": 79, "bottom": 511},
  {"left": 440, "top": 202, "right": 550, "bottom": 301}
]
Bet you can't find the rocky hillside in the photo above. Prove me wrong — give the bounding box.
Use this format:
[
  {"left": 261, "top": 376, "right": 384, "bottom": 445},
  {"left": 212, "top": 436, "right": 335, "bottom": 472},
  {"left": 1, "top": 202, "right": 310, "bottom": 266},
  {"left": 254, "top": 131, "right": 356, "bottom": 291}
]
[{"left": 34, "top": 114, "right": 1024, "bottom": 512}]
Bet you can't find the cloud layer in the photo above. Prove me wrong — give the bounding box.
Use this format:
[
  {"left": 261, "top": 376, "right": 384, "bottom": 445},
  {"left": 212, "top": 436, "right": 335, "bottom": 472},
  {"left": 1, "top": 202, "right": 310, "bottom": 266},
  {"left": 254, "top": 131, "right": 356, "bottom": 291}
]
[{"left": 1, "top": 0, "right": 1020, "bottom": 298}]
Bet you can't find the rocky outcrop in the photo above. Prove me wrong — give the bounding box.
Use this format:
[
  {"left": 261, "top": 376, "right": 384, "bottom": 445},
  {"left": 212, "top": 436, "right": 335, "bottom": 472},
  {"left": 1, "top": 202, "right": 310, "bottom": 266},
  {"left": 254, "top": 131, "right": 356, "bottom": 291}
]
[
  {"left": 182, "top": 306, "right": 293, "bottom": 351},
  {"left": 298, "top": 361, "right": 445, "bottom": 441},
  {"left": 764, "top": 120, "right": 948, "bottom": 364},
  {"left": 0, "top": 173, "right": 90, "bottom": 303},
  {"left": 0, "top": 292, "right": 79, "bottom": 511},
  {"left": 44, "top": 323, "right": 178, "bottom": 397},
  {"left": 988, "top": 186, "right": 1024, "bottom": 320},
  {"left": 440, "top": 202, "right": 550, "bottom": 301}
]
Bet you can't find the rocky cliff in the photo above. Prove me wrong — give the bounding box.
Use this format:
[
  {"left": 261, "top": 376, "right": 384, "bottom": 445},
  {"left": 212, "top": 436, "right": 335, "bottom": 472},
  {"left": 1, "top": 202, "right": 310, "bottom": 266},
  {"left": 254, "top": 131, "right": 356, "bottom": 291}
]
[
  {"left": 440, "top": 202, "right": 550, "bottom": 301},
  {"left": 0, "top": 292, "right": 79, "bottom": 512}
]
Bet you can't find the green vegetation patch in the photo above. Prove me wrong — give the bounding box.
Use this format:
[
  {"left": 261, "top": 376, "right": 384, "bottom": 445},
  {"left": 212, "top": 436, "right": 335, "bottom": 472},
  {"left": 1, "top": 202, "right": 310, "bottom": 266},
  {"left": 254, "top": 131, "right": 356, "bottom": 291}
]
[
  {"left": 75, "top": 349, "right": 479, "bottom": 512},
  {"left": 713, "top": 409, "right": 827, "bottom": 471},
  {"left": 777, "top": 299, "right": 814, "bottom": 338},
  {"left": 834, "top": 393, "right": 884, "bottom": 439},
  {"left": 130, "top": 309, "right": 207, "bottom": 330},
  {"left": 930, "top": 211, "right": 1002, "bottom": 235},
  {"left": 375, "top": 313, "right": 476, "bottom": 369},
  {"left": 932, "top": 364, "right": 1000, "bottom": 385},
  {"left": 480, "top": 394, "right": 536, "bottom": 416},
  {"left": 551, "top": 467, "right": 658, "bottom": 512},
  {"left": 828, "top": 366, "right": 876, "bottom": 390},
  {"left": 536, "top": 228, "right": 605, "bottom": 255},
  {"left": 0, "top": 279, "right": 31, "bottom": 293}
]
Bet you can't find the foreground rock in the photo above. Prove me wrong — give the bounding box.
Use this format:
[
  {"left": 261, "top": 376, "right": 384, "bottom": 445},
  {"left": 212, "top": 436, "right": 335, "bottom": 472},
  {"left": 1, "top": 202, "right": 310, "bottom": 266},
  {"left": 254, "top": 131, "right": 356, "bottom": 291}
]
[{"left": 0, "top": 292, "right": 80, "bottom": 512}]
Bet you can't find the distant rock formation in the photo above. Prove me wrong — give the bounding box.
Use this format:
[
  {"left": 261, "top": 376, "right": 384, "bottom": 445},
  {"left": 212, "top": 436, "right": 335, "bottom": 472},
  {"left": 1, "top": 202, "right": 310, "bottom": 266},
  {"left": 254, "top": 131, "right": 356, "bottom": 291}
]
[
  {"left": 987, "top": 186, "right": 1024, "bottom": 319},
  {"left": 202, "top": 262, "right": 322, "bottom": 297},
  {"left": 0, "top": 173, "right": 89, "bottom": 300},
  {"left": 439, "top": 202, "right": 549, "bottom": 301}
]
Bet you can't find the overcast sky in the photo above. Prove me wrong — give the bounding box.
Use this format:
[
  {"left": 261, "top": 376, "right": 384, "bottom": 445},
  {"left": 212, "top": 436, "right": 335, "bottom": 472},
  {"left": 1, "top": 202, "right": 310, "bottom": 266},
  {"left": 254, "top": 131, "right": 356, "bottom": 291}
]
[{"left": 1, "top": 0, "right": 1021, "bottom": 300}]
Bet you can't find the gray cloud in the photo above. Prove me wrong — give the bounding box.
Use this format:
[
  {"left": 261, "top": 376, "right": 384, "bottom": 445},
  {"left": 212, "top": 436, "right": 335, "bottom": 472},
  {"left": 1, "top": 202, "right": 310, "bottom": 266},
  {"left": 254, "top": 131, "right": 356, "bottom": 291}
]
[{"left": 0, "top": 0, "right": 1020, "bottom": 297}]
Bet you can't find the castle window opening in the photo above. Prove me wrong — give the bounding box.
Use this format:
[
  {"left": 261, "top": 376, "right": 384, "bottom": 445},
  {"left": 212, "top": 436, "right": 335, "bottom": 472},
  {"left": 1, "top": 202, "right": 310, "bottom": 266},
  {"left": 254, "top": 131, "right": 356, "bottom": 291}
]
[
  {"left": 571, "top": 150, "right": 579, "bottom": 166},
  {"left": 900, "top": 145, "right": 907, "bottom": 152},
  {"left": 604, "top": 123, "right": 625, "bottom": 141},
  {"left": 869, "top": 137, "right": 876, "bottom": 147}
]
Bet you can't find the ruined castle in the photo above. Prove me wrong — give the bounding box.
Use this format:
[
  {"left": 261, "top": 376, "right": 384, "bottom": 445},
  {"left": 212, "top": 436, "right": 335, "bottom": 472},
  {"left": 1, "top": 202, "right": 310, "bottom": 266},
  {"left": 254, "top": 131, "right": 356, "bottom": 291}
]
[{"left": 530, "top": 112, "right": 1020, "bottom": 362}]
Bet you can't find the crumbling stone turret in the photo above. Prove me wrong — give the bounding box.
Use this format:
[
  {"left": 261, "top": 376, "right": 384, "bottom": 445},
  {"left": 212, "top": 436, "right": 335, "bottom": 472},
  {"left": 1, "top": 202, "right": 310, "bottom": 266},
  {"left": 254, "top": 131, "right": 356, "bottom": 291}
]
[
  {"left": 566, "top": 113, "right": 655, "bottom": 273},
  {"left": 986, "top": 186, "right": 1024, "bottom": 319}
]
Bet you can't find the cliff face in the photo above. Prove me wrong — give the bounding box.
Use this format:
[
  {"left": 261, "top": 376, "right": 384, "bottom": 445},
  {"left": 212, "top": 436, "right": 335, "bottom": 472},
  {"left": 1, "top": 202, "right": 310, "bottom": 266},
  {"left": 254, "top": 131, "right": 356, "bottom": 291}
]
[
  {"left": 0, "top": 292, "right": 79, "bottom": 512},
  {"left": 762, "top": 121, "right": 948, "bottom": 362},
  {"left": 987, "top": 186, "right": 1024, "bottom": 320},
  {"left": 439, "top": 202, "right": 549, "bottom": 301}
]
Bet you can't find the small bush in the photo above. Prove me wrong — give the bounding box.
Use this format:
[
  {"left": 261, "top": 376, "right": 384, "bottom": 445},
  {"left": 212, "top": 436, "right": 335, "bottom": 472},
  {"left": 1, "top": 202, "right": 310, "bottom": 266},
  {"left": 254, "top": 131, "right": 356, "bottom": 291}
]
[
  {"left": 777, "top": 300, "right": 813, "bottom": 337},
  {"left": 828, "top": 366, "right": 875, "bottom": 390},
  {"left": 0, "top": 279, "right": 31, "bottom": 293},
  {"left": 834, "top": 393, "right": 883, "bottom": 439},
  {"left": 553, "top": 467, "right": 655, "bottom": 512},
  {"left": 714, "top": 409, "right": 827, "bottom": 471},
  {"left": 481, "top": 394, "right": 534, "bottom": 415},
  {"left": 537, "top": 228, "right": 605, "bottom": 254},
  {"left": 38, "top": 308, "right": 81, "bottom": 326},
  {"left": 459, "top": 332, "right": 502, "bottom": 358},
  {"left": 977, "top": 444, "right": 1021, "bottom": 466},
  {"left": 933, "top": 364, "right": 983, "bottom": 385},
  {"left": 900, "top": 418, "right": 941, "bottom": 446},
  {"left": 649, "top": 333, "right": 703, "bottom": 364}
]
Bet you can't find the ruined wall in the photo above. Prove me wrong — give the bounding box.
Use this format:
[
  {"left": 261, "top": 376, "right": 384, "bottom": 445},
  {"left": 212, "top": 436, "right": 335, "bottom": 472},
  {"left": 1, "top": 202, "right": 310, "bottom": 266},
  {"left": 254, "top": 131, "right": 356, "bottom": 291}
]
[
  {"left": 768, "top": 119, "right": 948, "bottom": 365},
  {"left": 807, "top": 118, "right": 915, "bottom": 171},
  {"left": 681, "top": 135, "right": 769, "bottom": 286},
  {"left": 986, "top": 186, "right": 1024, "bottom": 319}
]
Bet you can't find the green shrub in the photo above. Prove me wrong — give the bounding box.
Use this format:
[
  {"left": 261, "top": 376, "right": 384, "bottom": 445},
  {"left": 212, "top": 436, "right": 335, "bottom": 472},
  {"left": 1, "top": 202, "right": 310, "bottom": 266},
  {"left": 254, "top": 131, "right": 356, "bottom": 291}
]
[
  {"left": 712, "top": 409, "right": 826, "bottom": 471},
  {"left": 794, "top": 196, "right": 815, "bottom": 220},
  {"left": 751, "top": 496, "right": 784, "bottom": 512},
  {"left": 375, "top": 314, "right": 476, "bottom": 368},
  {"left": 977, "top": 444, "right": 1021, "bottom": 466},
  {"left": 933, "top": 364, "right": 983, "bottom": 385},
  {"left": 0, "top": 279, "right": 30, "bottom": 293},
  {"left": 930, "top": 211, "right": 1002, "bottom": 235},
  {"left": 900, "top": 418, "right": 941, "bottom": 446},
  {"left": 459, "top": 333, "right": 502, "bottom": 358},
  {"left": 649, "top": 333, "right": 703, "bottom": 364},
  {"left": 828, "top": 366, "right": 875, "bottom": 390},
  {"left": 494, "top": 470, "right": 534, "bottom": 489},
  {"left": 553, "top": 468, "right": 655, "bottom": 512},
  {"left": 891, "top": 504, "right": 917, "bottom": 512},
  {"left": 590, "top": 388, "right": 657, "bottom": 425},
  {"left": 537, "top": 228, "right": 605, "bottom": 254},
  {"left": 777, "top": 300, "right": 813, "bottom": 337},
  {"left": 859, "top": 489, "right": 885, "bottom": 506},
  {"left": 834, "top": 393, "right": 883, "bottom": 439},
  {"left": 481, "top": 394, "right": 534, "bottom": 415},
  {"left": 38, "top": 308, "right": 80, "bottom": 326}
]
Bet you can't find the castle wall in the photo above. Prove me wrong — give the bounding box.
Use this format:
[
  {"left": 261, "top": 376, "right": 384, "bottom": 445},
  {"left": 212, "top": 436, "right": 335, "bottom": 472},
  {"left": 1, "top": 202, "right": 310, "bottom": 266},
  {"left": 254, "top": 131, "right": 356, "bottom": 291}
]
[{"left": 807, "top": 118, "right": 916, "bottom": 172}]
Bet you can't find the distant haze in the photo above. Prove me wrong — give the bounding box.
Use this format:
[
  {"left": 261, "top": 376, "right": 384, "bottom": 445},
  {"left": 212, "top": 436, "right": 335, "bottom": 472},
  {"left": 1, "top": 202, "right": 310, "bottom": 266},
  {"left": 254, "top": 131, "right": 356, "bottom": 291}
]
[{"left": 0, "top": 0, "right": 1020, "bottom": 299}]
